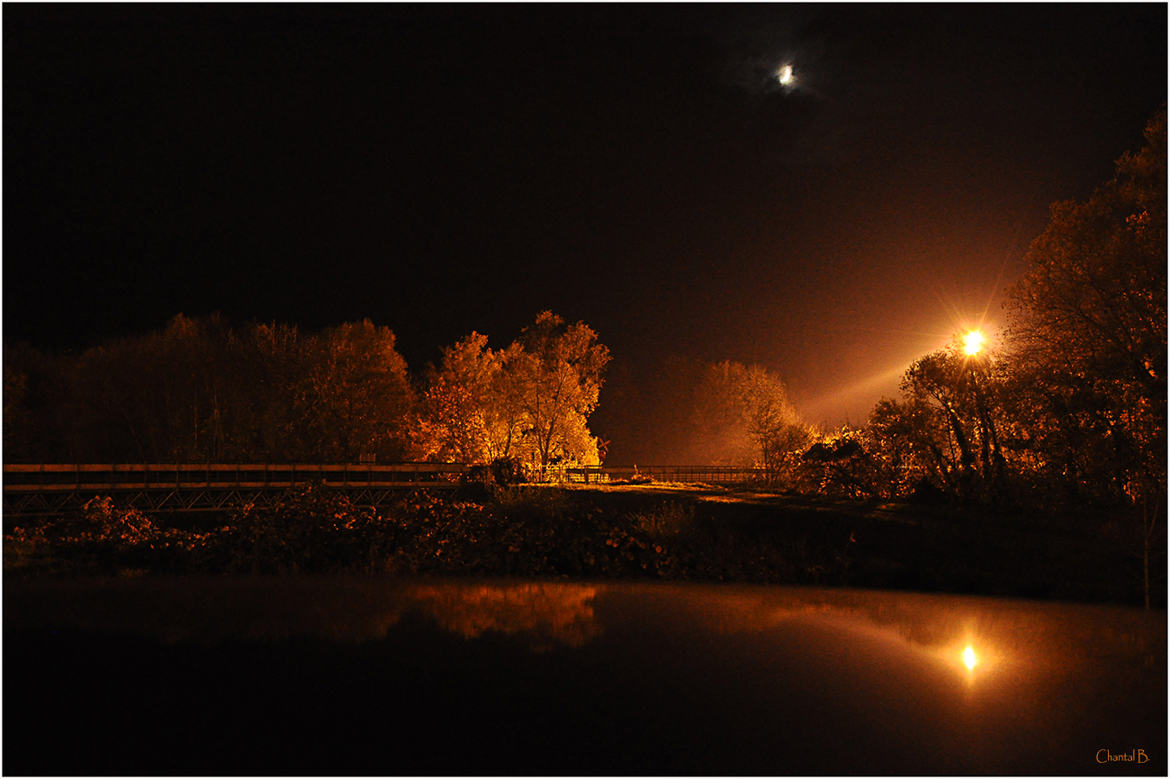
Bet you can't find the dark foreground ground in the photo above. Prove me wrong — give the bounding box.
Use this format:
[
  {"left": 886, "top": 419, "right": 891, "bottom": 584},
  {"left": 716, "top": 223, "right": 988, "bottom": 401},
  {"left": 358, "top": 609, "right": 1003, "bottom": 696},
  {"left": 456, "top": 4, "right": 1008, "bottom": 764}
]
[{"left": 4, "top": 482, "right": 1163, "bottom": 606}]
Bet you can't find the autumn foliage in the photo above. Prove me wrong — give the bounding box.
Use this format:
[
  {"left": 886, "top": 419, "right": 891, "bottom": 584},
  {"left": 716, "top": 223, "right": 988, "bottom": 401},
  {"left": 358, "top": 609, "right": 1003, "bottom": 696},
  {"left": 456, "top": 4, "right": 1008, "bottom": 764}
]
[
  {"left": 4, "top": 310, "right": 610, "bottom": 474},
  {"left": 413, "top": 311, "right": 610, "bottom": 471}
]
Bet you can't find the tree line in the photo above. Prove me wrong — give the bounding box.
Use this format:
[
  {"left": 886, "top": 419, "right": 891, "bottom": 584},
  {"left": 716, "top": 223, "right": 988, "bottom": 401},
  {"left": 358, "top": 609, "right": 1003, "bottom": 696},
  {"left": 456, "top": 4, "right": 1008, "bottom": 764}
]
[{"left": 4, "top": 311, "right": 609, "bottom": 473}]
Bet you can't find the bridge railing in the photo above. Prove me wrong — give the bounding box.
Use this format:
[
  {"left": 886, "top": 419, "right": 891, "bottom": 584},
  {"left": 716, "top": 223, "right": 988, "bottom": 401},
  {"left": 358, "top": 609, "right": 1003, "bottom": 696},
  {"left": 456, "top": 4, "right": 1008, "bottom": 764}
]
[
  {"left": 3, "top": 463, "right": 470, "bottom": 492},
  {"left": 3, "top": 463, "right": 774, "bottom": 516},
  {"left": 4, "top": 463, "right": 777, "bottom": 490},
  {"left": 550, "top": 465, "right": 769, "bottom": 485},
  {"left": 3, "top": 463, "right": 475, "bottom": 516}
]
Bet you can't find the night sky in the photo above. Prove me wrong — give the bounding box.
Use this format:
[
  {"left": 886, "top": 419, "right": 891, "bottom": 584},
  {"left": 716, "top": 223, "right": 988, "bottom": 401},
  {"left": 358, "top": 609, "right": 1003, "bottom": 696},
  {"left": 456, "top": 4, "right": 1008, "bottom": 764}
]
[{"left": 4, "top": 4, "right": 1166, "bottom": 463}]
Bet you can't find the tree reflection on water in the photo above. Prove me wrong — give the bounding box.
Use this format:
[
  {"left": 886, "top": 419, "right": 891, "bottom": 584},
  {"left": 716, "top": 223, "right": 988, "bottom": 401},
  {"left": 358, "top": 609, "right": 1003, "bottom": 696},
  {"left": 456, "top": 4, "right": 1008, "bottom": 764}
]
[{"left": 406, "top": 582, "right": 601, "bottom": 650}]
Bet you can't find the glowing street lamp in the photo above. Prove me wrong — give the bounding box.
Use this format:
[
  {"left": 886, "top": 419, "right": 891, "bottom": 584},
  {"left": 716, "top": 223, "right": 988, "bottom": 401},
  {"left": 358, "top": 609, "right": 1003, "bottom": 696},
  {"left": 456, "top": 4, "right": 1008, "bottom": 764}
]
[{"left": 963, "top": 329, "right": 985, "bottom": 356}]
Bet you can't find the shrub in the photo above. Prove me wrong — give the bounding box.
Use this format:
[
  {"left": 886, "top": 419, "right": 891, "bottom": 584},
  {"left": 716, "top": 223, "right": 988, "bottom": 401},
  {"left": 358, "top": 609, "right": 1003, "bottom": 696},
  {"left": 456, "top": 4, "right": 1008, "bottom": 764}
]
[
  {"left": 4, "top": 495, "right": 180, "bottom": 573},
  {"left": 223, "top": 482, "right": 381, "bottom": 573},
  {"left": 629, "top": 501, "right": 695, "bottom": 539}
]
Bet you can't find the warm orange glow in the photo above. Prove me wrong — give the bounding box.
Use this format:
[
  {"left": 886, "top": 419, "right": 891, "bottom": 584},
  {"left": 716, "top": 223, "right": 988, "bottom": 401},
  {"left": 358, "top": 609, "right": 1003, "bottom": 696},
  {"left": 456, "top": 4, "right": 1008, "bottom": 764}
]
[
  {"left": 408, "top": 583, "right": 601, "bottom": 649},
  {"left": 963, "top": 330, "right": 984, "bottom": 355},
  {"left": 777, "top": 64, "right": 794, "bottom": 85},
  {"left": 962, "top": 645, "right": 978, "bottom": 670}
]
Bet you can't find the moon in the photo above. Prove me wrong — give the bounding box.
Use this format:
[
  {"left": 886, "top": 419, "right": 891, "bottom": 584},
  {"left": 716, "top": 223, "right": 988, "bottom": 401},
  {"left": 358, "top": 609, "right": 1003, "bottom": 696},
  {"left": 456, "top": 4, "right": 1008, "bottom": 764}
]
[{"left": 777, "top": 64, "right": 795, "bottom": 86}]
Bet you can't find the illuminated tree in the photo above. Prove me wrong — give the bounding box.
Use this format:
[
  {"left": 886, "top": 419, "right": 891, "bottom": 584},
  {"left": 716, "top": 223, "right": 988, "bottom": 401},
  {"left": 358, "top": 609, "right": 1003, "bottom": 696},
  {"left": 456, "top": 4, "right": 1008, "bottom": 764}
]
[
  {"left": 1005, "top": 110, "right": 1166, "bottom": 605},
  {"left": 902, "top": 351, "right": 976, "bottom": 476},
  {"left": 414, "top": 333, "right": 500, "bottom": 463},
  {"left": 417, "top": 313, "right": 610, "bottom": 471},
  {"left": 414, "top": 380, "right": 490, "bottom": 463},
  {"left": 512, "top": 311, "right": 610, "bottom": 470}
]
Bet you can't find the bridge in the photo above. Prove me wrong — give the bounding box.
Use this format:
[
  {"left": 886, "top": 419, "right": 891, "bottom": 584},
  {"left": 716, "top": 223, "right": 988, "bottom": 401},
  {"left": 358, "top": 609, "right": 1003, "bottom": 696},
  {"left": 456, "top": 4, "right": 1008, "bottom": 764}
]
[
  {"left": 2, "top": 463, "right": 468, "bottom": 516},
  {"left": 3, "top": 463, "right": 770, "bottom": 516}
]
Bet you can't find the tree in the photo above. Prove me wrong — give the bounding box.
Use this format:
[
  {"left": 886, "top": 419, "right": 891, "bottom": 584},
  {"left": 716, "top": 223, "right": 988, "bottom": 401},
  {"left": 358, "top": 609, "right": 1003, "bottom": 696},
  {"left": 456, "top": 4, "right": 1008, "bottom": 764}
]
[
  {"left": 292, "top": 320, "right": 415, "bottom": 462},
  {"left": 859, "top": 329, "right": 1018, "bottom": 504},
  {"left": 512, "top": 311, "right": 610, "bottom": 470},
  {"left": 688, "top": 360, "right": 810, "bottom": 476},
  {"left": 900, "top": 340, "right": 1010, "bottom": 497},
  {"left": 9, "top": 315, "right": 417, "bottom": 465},
  {"left": 1, "top": 342, "right": 67, "bottom": 462},
  {"left": 799, "top": 427, "right": 876, "bottom": 499},
  {"left": 414, "top": 333, "right": 497, "bottom": 463},
  {"left": 865, "top": 396, "right": 952, "bottom": 497},
  {"left": 234, "top": 319, "right": 308, "bottom": 461},
  {"left": 415, "top": 380, "right": 490, "bottom": 464},
  {"left": 416, "top": 313, "right": 611, "bottom": 472},
  {"left": 1005, "top": 110, "right": 1166, "bottom": 606}
]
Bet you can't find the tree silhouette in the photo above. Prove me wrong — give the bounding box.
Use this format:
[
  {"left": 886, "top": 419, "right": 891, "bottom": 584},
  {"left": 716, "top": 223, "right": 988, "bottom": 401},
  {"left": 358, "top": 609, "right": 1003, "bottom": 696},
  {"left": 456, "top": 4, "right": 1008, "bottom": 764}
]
[{"left": 1005, "top": 110, "right": 1166, "bottom": 605}]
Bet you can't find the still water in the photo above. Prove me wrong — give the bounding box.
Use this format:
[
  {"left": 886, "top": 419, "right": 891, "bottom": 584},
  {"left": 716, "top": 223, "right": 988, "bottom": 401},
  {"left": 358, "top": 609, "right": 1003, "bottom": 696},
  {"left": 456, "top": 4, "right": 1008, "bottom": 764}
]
[{"left": 4, "top": 577, "right": 1165, "bottom": 775}]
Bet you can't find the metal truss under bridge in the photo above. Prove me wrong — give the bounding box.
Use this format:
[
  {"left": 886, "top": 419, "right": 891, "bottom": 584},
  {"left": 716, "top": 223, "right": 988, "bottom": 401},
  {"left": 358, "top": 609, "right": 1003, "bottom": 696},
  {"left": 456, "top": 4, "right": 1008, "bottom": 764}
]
[{"left": 3, "top": 463, "right": 468, "bottom": 517}]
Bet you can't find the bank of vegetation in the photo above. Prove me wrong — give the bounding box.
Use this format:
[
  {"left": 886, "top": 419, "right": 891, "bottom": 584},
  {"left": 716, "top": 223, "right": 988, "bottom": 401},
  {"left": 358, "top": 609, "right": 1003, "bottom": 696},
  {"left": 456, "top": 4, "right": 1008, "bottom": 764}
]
[{"left": 3, "top": 481, "right": 1142, "bottom": 606}]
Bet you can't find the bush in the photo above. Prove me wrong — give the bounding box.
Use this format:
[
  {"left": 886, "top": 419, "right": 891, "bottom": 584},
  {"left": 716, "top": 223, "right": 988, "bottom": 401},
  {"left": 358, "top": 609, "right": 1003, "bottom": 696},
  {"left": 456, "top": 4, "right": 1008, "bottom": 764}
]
[
  {"left": 629, "top": 501, "right": 695, "bottom": 539},
  {"left": 4, "top": 495, "right": 185, "bottom": 573},
  {"left": 491, "top": 456, "right": 526, "bottom": 486},
  {"left": 222, "top": 482, "right": 382, "bottom": 573}
]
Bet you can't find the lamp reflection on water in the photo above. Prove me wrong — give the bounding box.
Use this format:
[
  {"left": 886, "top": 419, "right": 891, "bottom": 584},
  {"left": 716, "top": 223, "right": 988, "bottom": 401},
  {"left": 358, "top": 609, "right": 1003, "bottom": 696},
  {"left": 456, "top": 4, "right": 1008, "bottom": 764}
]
[
  {"left": 946, "top": 634, "right": 1005, "bottom": 689},
  {"left": 962, "top": 644, "right": 978, "bottom": 670}
]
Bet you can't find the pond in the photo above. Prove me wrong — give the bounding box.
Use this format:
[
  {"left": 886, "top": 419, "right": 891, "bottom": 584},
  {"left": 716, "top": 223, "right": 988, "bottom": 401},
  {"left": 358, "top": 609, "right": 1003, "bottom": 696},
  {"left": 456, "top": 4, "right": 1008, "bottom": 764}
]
[{"left": 4, "top": 577, "right": 1165, "bottom": 775}]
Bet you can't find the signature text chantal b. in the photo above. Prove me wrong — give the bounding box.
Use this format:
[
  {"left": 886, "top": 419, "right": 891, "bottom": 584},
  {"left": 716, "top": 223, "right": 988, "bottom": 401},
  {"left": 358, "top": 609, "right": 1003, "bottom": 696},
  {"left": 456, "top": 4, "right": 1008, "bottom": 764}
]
[{"left": 1096, "top": 748, "right": 1149, "bottom": 765}]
